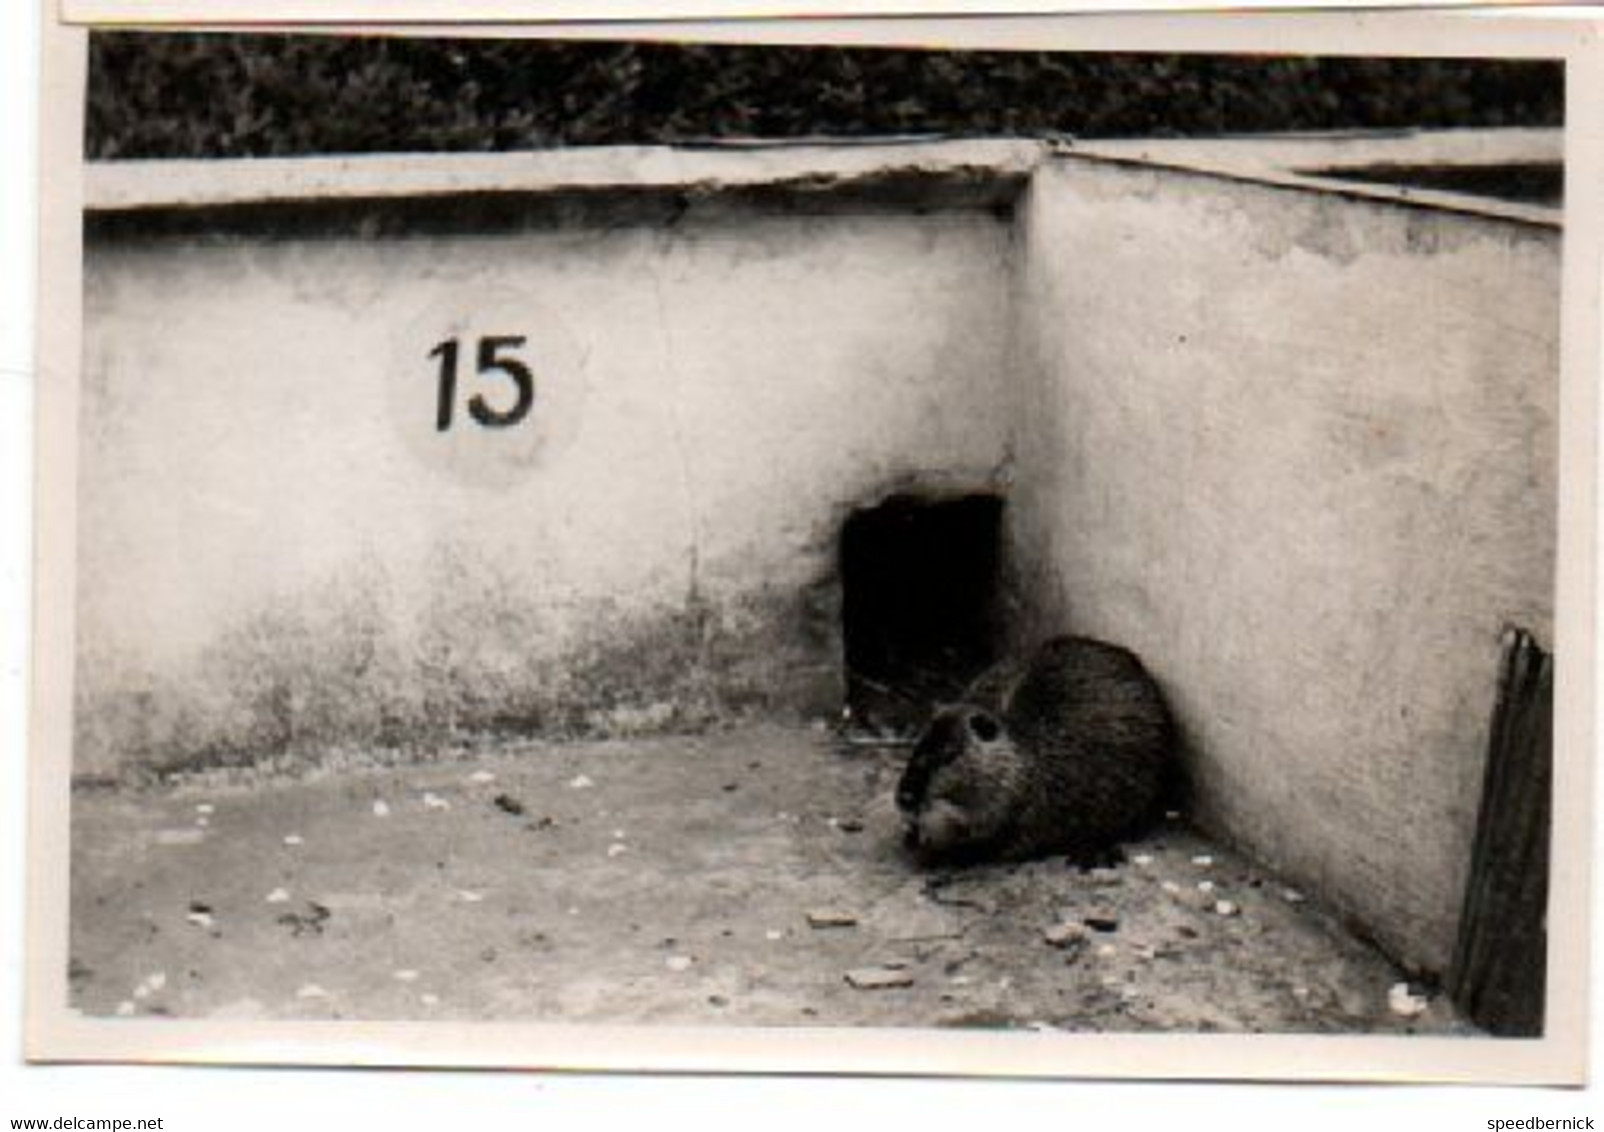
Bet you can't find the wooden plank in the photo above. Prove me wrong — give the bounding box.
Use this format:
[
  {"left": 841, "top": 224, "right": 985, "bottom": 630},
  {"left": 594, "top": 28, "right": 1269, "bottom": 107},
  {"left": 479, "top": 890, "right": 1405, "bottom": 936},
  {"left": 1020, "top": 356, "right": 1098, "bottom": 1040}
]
[{"left": 1448, "top": 627, "right": 1551, "bottom": 1036}]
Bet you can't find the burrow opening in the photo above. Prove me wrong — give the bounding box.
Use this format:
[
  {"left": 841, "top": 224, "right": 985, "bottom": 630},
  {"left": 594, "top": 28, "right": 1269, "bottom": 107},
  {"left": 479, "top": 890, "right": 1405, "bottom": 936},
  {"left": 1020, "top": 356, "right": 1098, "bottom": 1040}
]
[{"left": 839, "top": 492, "right": 1006, "bottom": 735}]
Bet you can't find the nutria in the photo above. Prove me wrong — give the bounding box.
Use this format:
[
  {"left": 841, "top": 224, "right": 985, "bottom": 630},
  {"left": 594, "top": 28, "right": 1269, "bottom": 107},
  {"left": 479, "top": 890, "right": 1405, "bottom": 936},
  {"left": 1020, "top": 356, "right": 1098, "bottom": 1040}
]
[{"left": 895, "top": 635, "right": 1174, "bottom": 864}]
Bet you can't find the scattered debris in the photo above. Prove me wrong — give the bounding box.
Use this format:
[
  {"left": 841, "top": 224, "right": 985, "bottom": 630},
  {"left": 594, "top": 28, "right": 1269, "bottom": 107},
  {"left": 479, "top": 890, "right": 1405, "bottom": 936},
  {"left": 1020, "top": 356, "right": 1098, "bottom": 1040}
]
[
  {"left": 114, "top": 1000, "right": 136, "bottom": 1017},
  {"left": 74, "top": 729, "right": 1466, "bottom": 1032},
  {"left": 422, "top": 792, "right": 451, "bottom": 811},
  {"left": 1162, "top": 881, "right": 1209, "bottom": 910},
  {"left": 194, "top": 804, "right": 214, "bottom": 816},
  {"left": 277, "top": 902, "right": 331, "bottom": 937},
  {"left": 468, "top": 770, "right": 497, "bottom": 784},
  {"left": 1388, "top": 982, "right": 1429, "bottom": 1018},
  {"left": 155, "top": 829, "right": 206, "bottom": 847},
  {"left": 1043, "top": 922, "right": 1090, "bottom": 952},
  {"left": 806, "top": 909, "right": 859, "bottom": 929},
  {"left": 845, "top": 967, "right": 915, "bottom": 990},
  {"left": 131, "top": 971, "right": 166, "bottom": 1000}
]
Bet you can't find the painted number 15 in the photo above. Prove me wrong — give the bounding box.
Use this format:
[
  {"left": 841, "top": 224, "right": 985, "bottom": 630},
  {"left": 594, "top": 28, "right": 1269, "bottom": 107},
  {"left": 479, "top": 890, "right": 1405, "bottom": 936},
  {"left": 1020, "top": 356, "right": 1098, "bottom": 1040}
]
[{"left": 427, "top": 335, "right": 534, "bottom": 432}]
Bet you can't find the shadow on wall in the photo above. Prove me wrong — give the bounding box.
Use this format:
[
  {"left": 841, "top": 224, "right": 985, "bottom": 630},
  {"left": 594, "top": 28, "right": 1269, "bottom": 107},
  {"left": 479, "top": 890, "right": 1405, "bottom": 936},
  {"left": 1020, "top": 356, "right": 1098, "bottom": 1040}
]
[
  {"left": 76, "top": 489, "right": 1027, "bottom": 781},
  {"left": 74, "top": 559, "right": 843, "bottom": 782}
]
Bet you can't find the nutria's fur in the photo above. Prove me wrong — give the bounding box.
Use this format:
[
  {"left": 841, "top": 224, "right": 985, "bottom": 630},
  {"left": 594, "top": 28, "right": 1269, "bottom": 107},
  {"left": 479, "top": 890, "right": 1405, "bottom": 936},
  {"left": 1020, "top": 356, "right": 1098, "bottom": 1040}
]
[{"left": 895, "top": 635, "right": 1174, "bottom": 864}]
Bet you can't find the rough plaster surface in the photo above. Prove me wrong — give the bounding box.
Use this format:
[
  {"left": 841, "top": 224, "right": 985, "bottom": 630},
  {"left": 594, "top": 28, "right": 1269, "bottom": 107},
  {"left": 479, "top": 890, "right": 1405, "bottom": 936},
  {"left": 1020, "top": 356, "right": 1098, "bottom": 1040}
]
[
  {"left": 75, "top": 137, "right": 1561, "bottom": 974},
  {"left": 1010, "top": 158, "right": 1558, "bottom": 973},
  {"left": 78, "top": 204, "right": 1015, "bottom": 776}
]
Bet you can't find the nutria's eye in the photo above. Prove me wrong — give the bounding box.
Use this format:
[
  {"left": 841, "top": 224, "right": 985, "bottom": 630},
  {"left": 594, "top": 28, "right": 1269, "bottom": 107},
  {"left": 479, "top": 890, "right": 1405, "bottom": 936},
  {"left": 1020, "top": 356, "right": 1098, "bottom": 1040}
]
[{"left": 969, "top": 712, "right": 1001, "bottom": 742}]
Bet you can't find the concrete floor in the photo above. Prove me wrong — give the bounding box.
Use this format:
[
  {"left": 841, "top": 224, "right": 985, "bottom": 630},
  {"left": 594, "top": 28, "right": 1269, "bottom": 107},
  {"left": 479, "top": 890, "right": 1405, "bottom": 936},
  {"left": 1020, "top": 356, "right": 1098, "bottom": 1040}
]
[{"left": 69, "top": 724, "right": 1472, "bottom": 1034}]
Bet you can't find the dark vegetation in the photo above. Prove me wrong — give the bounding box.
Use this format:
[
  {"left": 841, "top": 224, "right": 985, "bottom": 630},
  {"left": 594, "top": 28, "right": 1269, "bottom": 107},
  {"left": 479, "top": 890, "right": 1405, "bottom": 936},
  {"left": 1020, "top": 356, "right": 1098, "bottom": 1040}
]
[{"left": 87, "top": 33, "right": 1563, "bottom": 159}]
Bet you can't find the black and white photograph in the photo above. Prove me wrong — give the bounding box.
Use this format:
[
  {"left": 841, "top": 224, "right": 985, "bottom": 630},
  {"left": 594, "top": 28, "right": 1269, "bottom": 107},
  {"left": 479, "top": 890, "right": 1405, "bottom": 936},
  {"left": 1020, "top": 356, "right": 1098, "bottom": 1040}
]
[{"left": 19, "top": 4, "right": 1599, "bottom": 1089}]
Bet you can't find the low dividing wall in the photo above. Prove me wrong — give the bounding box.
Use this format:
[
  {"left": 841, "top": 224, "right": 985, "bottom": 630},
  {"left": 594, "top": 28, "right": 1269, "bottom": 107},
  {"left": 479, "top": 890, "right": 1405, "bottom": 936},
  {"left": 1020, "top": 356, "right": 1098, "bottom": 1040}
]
[{"left": 75, "top": 133, "right": 1561, "bottom": 973}]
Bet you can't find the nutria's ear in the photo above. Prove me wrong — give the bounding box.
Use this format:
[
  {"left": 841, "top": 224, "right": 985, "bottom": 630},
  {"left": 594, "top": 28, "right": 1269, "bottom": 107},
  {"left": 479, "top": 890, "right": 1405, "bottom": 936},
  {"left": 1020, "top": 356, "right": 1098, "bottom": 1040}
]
[{"left": 967, "top": 710, "right": 1002, "bottom": 743}]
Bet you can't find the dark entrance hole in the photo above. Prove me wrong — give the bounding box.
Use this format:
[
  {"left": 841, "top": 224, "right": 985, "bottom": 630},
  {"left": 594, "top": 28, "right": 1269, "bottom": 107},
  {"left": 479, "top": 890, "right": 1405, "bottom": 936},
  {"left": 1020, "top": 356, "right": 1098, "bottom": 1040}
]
[{"left": 839, "top": 493, "right": 1006, "bottom": 735}]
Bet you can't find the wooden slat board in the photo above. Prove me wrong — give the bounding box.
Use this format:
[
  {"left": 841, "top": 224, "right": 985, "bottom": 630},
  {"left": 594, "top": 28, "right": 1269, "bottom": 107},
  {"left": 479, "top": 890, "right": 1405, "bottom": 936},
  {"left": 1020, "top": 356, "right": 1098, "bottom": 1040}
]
[{"left": 1448, "top": 627, "right": 1552, "bottom": 1037}]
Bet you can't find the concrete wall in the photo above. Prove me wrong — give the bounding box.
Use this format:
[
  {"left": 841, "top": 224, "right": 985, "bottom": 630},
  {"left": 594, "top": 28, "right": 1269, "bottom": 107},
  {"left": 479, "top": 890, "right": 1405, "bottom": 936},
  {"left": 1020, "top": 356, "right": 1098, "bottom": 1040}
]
[
  {"left": 1010, "top": 156, "right": 1559, "bottom": 972},
  {"left": 75, "top": 135, "right": 1561, "bottom": 973},
  {"left": 76, "top": 151, "right": 1022, "bottom": 777}
]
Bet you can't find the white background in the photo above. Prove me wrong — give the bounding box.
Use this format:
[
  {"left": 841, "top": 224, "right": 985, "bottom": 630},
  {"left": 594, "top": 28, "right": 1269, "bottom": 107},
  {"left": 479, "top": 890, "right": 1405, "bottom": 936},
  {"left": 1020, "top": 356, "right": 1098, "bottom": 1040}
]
[{"left": 2, "top": 4, "right": 1599, "bottom": 1126}]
